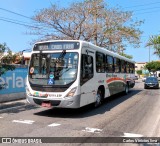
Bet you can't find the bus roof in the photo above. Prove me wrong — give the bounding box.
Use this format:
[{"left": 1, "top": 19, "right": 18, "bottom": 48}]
[{"left": 33, "top": 40, "right": 135, "bottom": 63}]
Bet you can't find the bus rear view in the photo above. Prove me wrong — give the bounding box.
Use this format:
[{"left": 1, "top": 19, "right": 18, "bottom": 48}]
[{"left": 26, "top": 41, "right": 81, "bottom": 108}]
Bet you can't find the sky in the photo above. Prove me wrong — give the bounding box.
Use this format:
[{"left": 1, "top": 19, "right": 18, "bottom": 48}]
[{"left": 0, "top": 0, "right": 160, "bottom": 62}]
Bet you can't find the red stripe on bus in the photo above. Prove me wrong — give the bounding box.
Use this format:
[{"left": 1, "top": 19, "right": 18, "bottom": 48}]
[{"left": 106, "top": 77, "right": 126, "bottom": 84}]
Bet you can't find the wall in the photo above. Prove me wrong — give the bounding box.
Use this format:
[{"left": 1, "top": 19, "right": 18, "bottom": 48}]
[{"left": 0, "top": 65, "right": 28, "bottom": 103}]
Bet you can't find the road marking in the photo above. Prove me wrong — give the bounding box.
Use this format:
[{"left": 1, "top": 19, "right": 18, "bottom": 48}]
[
  {"left": 82, "top": 127, "right": 103, "bottom": 133},
  {"left": 48, "top": 123, "right": 61, "bottom": 127},
  {"left": 0, "top": 117, "right": 3, "bottom": 118},
  {"left": 123, "top": 133, "right": 143, "bottom": 137},
  {"left": 12, "top": 120, "right": 35, "bottom": 124}
]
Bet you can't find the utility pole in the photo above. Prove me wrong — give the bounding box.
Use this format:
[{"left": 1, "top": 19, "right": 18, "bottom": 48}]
[{"left": 149, "top": 46, "right": 150, "bottom": 62}]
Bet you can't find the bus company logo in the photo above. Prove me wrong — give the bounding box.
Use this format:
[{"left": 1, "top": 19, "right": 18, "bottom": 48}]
[
  {"left": 34, "top": 92, "right": 39, "bottom": 97},
  {"left": 33, "top": 92, "right": 48, "bottom": 97},
  {"left": 39, "top": 93, "right": 48, "bottom": 98}
]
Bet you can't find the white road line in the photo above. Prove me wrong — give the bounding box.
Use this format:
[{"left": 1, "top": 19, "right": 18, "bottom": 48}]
[
  {"left": 12, "top": 120, "right": 35, "bottom": 124},
  {"left": 0, "top": 117, "right": 3, "bottom": 118},
  {"left": 123, "top": 132, "right": 143, "bottom": 137},
  {"left": 48, "top": 123, "right": 61, "bottom": 127},
  {"left": 82, "top": 127, "right": 103, "bottom": 133}
]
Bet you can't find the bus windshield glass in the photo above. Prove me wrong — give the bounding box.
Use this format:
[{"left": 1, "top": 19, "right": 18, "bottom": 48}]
[{"left": 29, "top": 52, "right": 78, "bottom": 86}]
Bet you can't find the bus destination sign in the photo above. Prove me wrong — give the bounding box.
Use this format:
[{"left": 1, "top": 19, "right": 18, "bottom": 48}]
[{"left": 33, "top": 42, "right": 80, "bottom": 51}]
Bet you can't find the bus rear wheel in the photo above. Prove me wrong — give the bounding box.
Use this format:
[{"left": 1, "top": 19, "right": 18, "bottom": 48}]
[
  {"left": 95, "top": 89, "right": 103, "bottom": 107},
  {"left": 124, "top": 84, "right": 129, "bottom": 95}
]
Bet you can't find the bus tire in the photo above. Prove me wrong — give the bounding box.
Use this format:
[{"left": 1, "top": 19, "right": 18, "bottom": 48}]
[
  {"left": 124, "top": 83, "right": 129, "bottom": 95},
  {"left": 94, "top": 89, "right": 103, "bottom": 107}
]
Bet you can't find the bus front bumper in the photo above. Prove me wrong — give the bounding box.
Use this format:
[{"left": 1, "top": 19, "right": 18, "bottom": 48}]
[{"left": 26, "top": 94, "right": 81, "bottom": 108}]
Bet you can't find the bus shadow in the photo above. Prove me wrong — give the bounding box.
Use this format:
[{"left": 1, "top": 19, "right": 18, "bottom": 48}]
[{"left": 34, "top": 89, "right": 142, "bottom": 118}]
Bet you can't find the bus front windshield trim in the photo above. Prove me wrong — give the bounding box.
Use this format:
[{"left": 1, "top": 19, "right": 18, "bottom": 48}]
[{"left": 29, "top": 52, "right": 78, "bottom": 86}]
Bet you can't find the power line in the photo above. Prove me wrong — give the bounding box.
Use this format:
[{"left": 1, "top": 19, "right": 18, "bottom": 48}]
[
  {"left": 133, "top": 6, "right": 160, "bottom": 12},
  {"left": 0, "top": 16, "right": 32, "bottom": 25},
  {"left": 124, "top": 1, "right": 160, "bottom": 9},
  {"left": 0, "top": 18, "right": 40, "bottom": 29},
  {"left": 0, "top": 7, "right": 32, "bottom": 20},
  {"left": 135, "top": 9, "right": 160, "bottom": 15}
]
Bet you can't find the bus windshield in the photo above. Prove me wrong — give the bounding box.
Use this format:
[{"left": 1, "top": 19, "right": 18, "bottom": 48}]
[{"left": 29, "top": 52, "right": 78, "bottom": 86}]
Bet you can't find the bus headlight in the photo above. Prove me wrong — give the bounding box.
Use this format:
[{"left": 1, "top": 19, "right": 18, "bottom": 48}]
[
  {"left": 66, "top": 87, "right": 77, "bottom": 97},
  {"left": 26, "top": 86, "right": 32, "bottom": 96}
]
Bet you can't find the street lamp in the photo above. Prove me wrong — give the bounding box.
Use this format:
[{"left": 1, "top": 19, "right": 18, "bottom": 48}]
[
  {"left": 149, "top": 46, "right": 150, "bottom": 62},
  {"left": 20, "top": 49, "right": 31, "bottom": 65}
]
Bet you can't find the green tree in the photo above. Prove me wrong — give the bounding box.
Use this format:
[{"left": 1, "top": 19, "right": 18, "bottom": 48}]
[
  {"left": 136, "top": 70, "right": 142, "bottom": 78},
  {"left": 0, "top": 43, "right": 17, "bottom": 89},
  {"left": 29, "top": 0, "right": 143, "bottom": 52},
  {"left": 119, "top": 52, "right": 133, "bottom": 59},
  {"left": 144, "top": 61, "right": 160, "bottom": 73},
  {"left": 0, "top": 43, "right": 15, "bottom": 76},
  {"left": 146, "top": 35, "right": 160, "bottom": 58}
]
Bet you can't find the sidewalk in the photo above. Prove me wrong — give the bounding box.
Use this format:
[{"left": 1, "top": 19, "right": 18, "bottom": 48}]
[{"left": 0, "top": 99, "right": 26, "bottom": 110}]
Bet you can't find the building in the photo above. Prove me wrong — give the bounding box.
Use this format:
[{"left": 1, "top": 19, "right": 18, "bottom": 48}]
[
  {"left": 1, "top": 52, "right": 31, "bottom": 65},
  {"left": 135, "top": 62, "right": 147, "bottom": 71},
  {"left": 135, "top": 62, "right": 148, "bottom": 77}
]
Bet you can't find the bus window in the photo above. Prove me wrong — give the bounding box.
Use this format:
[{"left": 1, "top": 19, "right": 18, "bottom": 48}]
[
  {"left": 81, "top": 54, "right": 94, "bottom": 85},
  {"left": 130, "top": 63, "right": 135, "bottom": 73},
  {"left": 96, "top": 52, "right": 105, "bottom": 73},
  {"left": 106, "top": 55, "right": 114, "bottom": 73},
  {"left": 121, "top": 60, "right": 126, "bottom": 73},
  {"left": 114, "top": 58, "right": 121, "bottom": 73},
  {"left": 126, "top": 62, "right": 130, "bottom": 73}
]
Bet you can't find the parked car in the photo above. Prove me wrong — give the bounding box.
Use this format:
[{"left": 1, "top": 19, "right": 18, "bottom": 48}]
[
  {"left": 144, "top": 77, "right": 159, "bottom": 89},
  {"left": 142, "top": 76, "right": 147, "bottom": 82},
  {"left": 133, "top": 75, "right": 138, "bottom": 80}
]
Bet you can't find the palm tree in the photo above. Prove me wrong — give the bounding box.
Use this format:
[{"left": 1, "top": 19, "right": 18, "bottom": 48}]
[{"left": 146, "top": 35, "right": 160, "bottom": 58}]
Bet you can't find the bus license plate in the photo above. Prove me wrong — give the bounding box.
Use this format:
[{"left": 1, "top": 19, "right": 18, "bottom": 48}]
[{"left": 41, "top": 102, "right": 51, "bottom": 108}]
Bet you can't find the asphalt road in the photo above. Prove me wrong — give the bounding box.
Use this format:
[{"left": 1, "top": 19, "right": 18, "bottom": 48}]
[{"left": 0, "top": 80, "right": 160, "bottom": 146}]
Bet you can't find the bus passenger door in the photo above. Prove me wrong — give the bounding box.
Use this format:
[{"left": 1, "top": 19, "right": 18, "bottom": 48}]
[{"left": 80, "top": 54, "right": 95, "bottom": 107}]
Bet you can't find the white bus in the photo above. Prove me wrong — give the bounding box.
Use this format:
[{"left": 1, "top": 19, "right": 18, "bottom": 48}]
[{"left": 26, "top": 40, "right": 135, "bottom": 108}]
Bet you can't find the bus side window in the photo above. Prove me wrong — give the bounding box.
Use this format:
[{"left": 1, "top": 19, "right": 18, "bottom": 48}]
[
  {"left": 132, "top": 63, "right": 135, "bottom": 73},
  {"left": 81, "top": 54, "right": 94, "bottom": 85},
  {"left": 106, "top": 55, "right": 114, "bottom": 73},
  {"left": 96, "top": 52, "right": 105, "bottom": 73},
  {"left": 126, "top": 62, "right": 130, "bottom": 73},
  {"left": 114, "top": 58, "right": 121, "bottom": 73},
  {"left": 129, "top": 63, "right": 133, "bottom": 73},
  {"left": 121, "top": 60, "right": 126, "bottom": 73}
]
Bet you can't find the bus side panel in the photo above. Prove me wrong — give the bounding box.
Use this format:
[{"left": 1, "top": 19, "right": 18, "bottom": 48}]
[
  {"left": 106, "top": 73, "right": 126, "bottom": 96},
  {"left": 80, "top": 78, "right": 96, "bottom": 107}
]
